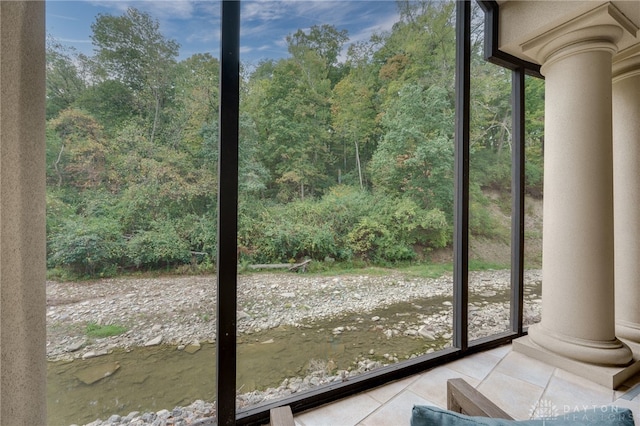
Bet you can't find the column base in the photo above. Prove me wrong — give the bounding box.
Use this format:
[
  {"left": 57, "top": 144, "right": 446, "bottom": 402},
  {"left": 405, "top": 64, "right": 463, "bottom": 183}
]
[
  {"left": 619, "top": 338, "right": 640, "bottom": 360},
  {"left": 527, "top": 324, "right": 633, "bottom": 366},
  {"left": 616, "top": 320, "right": 640, "bottom": 343},
  {"left": 513, "top": 335, "right": 640, "bottom": 389}
]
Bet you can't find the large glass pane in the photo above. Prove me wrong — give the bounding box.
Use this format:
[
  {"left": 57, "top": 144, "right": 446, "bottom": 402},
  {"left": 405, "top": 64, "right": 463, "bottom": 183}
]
[
  {"left": 237, "top": 0, "right": 456, "bottom": 412},
  {"left": 524, "top": 74, "right": 545, "bottom": 328},
  {"left": 45, "top": 2, "right": 219, "bottom": 424},
  {"left": 468, "top": 3, "right": 513, "bottom": 341}
]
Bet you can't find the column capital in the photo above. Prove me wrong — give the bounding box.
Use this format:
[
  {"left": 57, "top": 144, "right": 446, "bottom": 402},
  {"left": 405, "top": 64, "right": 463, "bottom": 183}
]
[
  {"left": 521, "top": 3, "right": 637, "bottom": 68},
  {"left": 613, "top": 44, "right": 640, "bottom": 81}
]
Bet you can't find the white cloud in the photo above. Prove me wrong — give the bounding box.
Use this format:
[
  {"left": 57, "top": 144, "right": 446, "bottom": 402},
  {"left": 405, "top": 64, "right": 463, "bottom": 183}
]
[
  {"left": 348, "top": 9, "right": 398, "bottom": 44},
  {"left": 50, "top": 0, "right": 401, "bottom": 63},
  {"left": 187, "top": 29, "right": 220, "bottom": 44},
  {"left": 48, "top": 13, "right": 80, "bottom": 21},
  {"left": 85, "top": 0, "right": 197, "bottom": 20},
  {"left": 57, "top": 38, "right": 93, "bottom": 44},
  {"left": 242, "top": 1, "right": 288, "bottom": 22}
]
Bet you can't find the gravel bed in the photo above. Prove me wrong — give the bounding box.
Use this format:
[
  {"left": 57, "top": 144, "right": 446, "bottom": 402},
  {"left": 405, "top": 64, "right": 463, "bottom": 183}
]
[{"left": 48, "top": 268, "right": 542, "bottom": 425}]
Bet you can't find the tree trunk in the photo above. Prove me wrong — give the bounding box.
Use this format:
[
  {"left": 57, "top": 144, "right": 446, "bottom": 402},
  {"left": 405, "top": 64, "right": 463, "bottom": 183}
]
[
  {"left": 150, "top": 89, "right": 160, "bottom": 145},
  {"left": 355, "top": 140, "right": 363, "bottom": 190},
  {"left": 54, "top": 144, "right": 65, "bottom": 187}
]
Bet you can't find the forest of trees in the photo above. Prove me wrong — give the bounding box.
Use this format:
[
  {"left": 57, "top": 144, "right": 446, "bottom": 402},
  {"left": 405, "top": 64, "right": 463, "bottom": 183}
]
[{"left": 46, "top": 2, "right": 545, "bottom": 278}]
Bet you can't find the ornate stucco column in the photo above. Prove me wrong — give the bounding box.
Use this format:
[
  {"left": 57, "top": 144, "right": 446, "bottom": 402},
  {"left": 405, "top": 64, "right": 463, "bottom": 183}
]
[
  {"left": 512, "top": 5, "right": 638, "bottom": 382},
  {"left": 0, "top": 1, "right": 47, "bottom": 424},
  {"left": 613, "top": 46, "right": 640, "bottom": 346}
]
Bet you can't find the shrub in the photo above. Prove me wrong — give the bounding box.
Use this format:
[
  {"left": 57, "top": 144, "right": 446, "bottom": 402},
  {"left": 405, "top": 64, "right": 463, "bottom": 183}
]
[
  {"left": 252, "top": 220, "right": 341, "bottom": 263},
  {"left": 126, "top": 220, "right": 192, "bottom": 269},
  {"left": 175, "top": 213, "right": 217, "bottom": 261},
  {"left": 380, "top": 198, "right": 451, "bottom": 249},
  {"left": 238, "top": 186, "right": 453, "bottom": 265},
  {"left": 347, "top": 218, "right": 415, "bottom": 262},
  {"left": 48, "top": 215, "right": 125, "bottom": 276}
]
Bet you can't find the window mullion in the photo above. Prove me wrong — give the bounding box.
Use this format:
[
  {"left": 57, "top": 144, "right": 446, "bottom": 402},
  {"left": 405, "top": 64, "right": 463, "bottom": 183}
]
[
  {"left": 216, "top": 1, "right": 241, "bottom": 425},
  {"left": 453, "top": 0, "right": 471, "bottom": 352},
  {"left": 510, "top": 67, "right": 526, "bottom": 335}
]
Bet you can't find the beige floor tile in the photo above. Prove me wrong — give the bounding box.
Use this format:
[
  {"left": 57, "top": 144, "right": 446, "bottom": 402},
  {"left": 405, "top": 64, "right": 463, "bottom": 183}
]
[
  {"left": 446, "top": 351, "right": 502, "bottom": 381},
  {"left": 553, "top": 367, "right": 617, "bottom": 393},
  {"left": 358, "top": 389, "right": 436, "bottom": 426},
  {"left": 295, "top": 393, "right": 381, "bottom": 426},
  {"left": 485, "top": 344, "right": 513, "bottom": 359},
  {"left": 407, "top": 366, "right": 480, "bottom": 408},
  {"left": 494, "top": 351, "right": 555, "bottom": 388},
  {"left": 294, "top": 345, "right": 639, "bottom": 426},
  {"left": 366, "top": 374, "right": 422, "bottom": 404},
  {"left": 477, "top": 370, "right": 545, "bottom": 419},
  {"left": 541, "top": 372, "right": 615, "bottom": 415}
]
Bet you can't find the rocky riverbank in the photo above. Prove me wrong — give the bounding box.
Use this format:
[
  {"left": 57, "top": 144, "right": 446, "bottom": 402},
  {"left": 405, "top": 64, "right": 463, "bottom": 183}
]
[{"left": 47, "top": 268, "right": 542, "bottom": 425}]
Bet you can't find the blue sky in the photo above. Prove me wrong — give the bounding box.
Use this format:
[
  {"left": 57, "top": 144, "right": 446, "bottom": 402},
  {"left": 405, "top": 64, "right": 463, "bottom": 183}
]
[{"left": 46, "top": 1, "right": 401, "bottom": 64}]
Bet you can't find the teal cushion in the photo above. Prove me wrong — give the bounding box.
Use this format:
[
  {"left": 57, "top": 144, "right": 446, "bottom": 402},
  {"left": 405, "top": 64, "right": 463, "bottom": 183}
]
[{"left": 411, "top": 405, "right": 635, "bottom": 426}]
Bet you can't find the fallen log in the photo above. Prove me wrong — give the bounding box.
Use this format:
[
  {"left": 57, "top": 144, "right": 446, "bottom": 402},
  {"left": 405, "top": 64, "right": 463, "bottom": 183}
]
[{"left": 247, "top": 259, "right": 311, "bottom": 272}]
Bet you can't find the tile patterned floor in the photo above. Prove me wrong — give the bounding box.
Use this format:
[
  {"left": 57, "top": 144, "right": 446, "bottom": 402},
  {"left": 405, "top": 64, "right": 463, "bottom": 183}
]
[{"left": 293, "top": 345, "right": 640, "bottom": 425}]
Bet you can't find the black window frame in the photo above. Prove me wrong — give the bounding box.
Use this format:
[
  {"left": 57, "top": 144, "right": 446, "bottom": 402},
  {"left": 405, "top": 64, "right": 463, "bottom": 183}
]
[{"left": 216, "top": 1, "right": 543, "bottom": 424}]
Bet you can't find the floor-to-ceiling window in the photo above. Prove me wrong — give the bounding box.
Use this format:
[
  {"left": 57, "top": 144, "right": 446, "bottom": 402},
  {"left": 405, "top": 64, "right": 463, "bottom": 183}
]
[
  {"left": 45, "top": 3, "right": 221, "bottom": 424},
  {"left": 223, "top": 1, "right": 542, "bottom": 424},
  {"left": 44, "top": 1, "right": 542, "bottom": 424},
  {"left": 469, "top": 1, "right": 514, "bottom": 341},
  {"left": 523, "top": 74, "right": 544, "bottom": 330},
  {"left": 235, "top": 0, "right": 457, "bottom": 415}
]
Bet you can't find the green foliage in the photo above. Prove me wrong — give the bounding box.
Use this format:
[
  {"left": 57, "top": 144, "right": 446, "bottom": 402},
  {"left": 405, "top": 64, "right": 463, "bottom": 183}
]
[
  {"left": 90, "top": 7, "right": 180, "bottom": 145},
  {"left": 385, "top": 199, "right": 450, "bottom": 249},
  {"left": 85, "top": 322, "right": 127, "bottom": 338},
  {"left": 471, "top": 147, "right": 512, "bottom": 192},
  {"left": 48, "top": 109, "right": 108, "bottom": 190},
  {"left": 48, "top": 215, "right": 125, "bottom": 276},
  {"left": 201, "top": 114, "right": 269, "bottom": 194},
  {"left": 46, "top": 190, "right": 76, "bottom": 235},
  {"left": 347, "top": 218, "right": 407, "bottom": 262},
  {"left": 469, "top": 259, "right": 509, "bottom": 271},
  {"left": 398, "top": 263, "right": 453, "bottom": 279},
  {"left": 126, "top": 220, "right": 192, "bottom": 268},
  {"left": 524, "top": 76, "right": 545, "bottom": 197},
  {"left": 469, "top": 195, "right": 506, "bottom": 241},
  {"left": 287, "top": 24, "right": 349, "bottom": 84},
  {"left": 74, "top": 80, "right": 135, "bottom": 134},
  {"left": 90, "top": 7, "right": 179, "bottom": 92},
  {"left": 46, "top": 38, "right": 87, "bottom": 119},
  {"left": 45, "top": 3, "right": 543, "bottom": 277},
  {"left": 370, "top": 83, "right": 454, "bottom": 215},
  {"left": 238, "top": 186, "right": 451, "bottom": 265},
  {"left": 239, "top": 198, "right": 341, "bottom": 263},
  {"left": 177, "top": 214, "right": 217, "bottom": 260}
]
